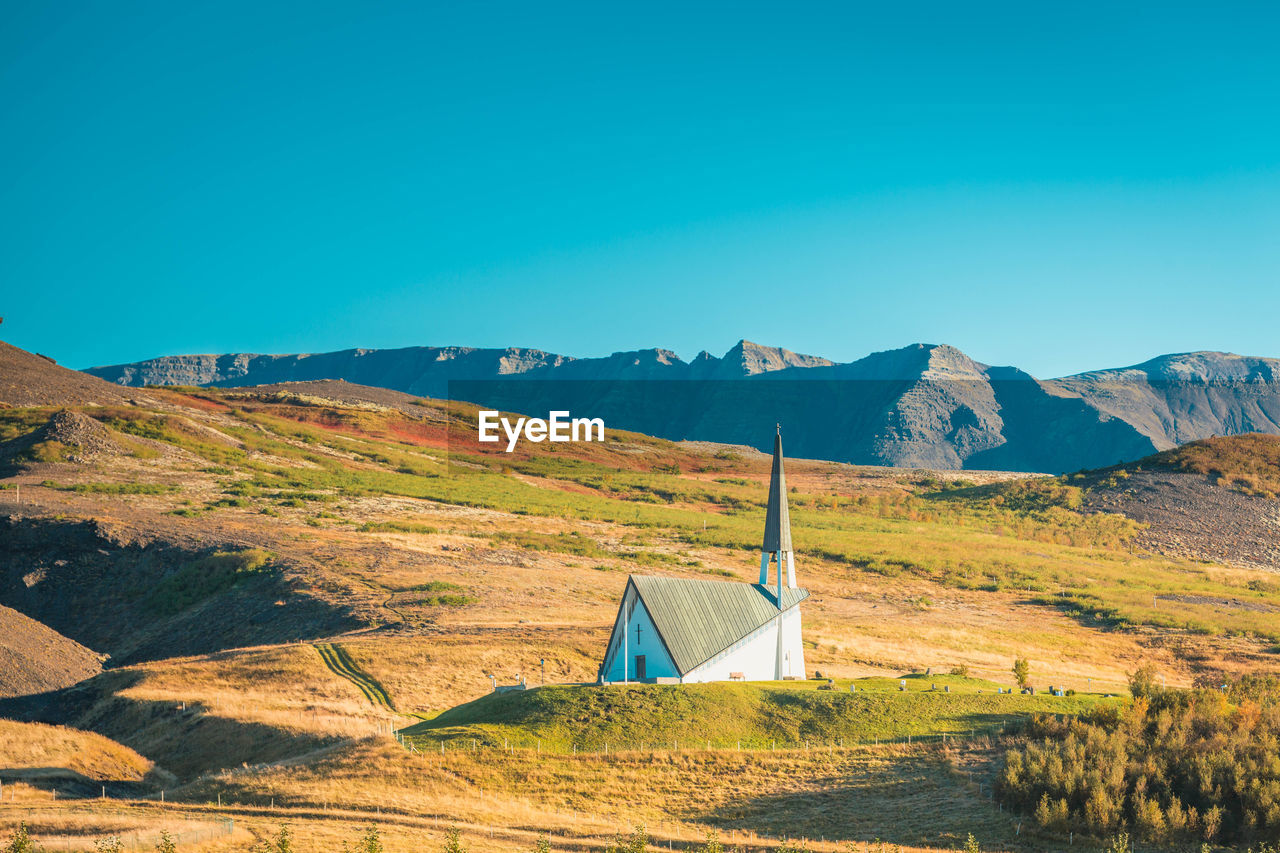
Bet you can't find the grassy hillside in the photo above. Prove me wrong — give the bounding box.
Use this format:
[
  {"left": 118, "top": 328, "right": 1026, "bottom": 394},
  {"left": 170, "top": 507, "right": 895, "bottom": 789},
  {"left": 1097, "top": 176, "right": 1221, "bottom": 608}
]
[
  {"left": 5, "top": 391, "right": 1277, "bottom": 654},
  {"left": 1153, "top": 432, "right": 1280, "bottom": 498},
  {"left": 403, "top": 677, "right": 1113, "bottom": 752},
  {"left": 0, "top": 718, "right": 155, "bottom": 783}
]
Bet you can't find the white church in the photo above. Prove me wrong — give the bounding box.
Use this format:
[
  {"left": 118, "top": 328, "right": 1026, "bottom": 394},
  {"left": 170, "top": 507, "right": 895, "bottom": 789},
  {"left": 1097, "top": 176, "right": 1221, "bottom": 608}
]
[{"left": 598, "top": 428, "right": 808, "bottom": 683}]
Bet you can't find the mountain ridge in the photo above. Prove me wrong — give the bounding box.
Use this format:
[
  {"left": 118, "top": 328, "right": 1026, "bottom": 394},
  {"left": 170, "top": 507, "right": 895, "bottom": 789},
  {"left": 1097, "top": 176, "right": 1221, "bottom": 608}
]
[{"left": 67, "top": 340, "right": 1280, "bottom": 472}]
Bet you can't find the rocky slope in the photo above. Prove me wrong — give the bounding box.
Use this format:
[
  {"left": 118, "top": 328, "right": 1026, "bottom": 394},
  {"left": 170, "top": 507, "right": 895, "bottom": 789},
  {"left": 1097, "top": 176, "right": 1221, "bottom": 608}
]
[
  {"left": 1070, "top": 435, "right": 1280, "bottom": 571},
  {"left": 80, "top": 339, "right": 1280, "bottom": 472},
  {"left": 1084, "top": 468, "right": 1280, "bottom": 571}
]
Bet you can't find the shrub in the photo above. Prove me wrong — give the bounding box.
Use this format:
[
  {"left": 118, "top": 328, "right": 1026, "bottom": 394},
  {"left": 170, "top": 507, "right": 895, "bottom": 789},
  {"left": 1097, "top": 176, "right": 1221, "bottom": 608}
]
[
  {"left": 1127, "top": 664, "right": 1160, "bottom": 698},
  {"left": 695, "top": 831, "right": 723, "bottom": 853},
  {"left": 442, "top": 828, "right": 464, "bottom": 853},
  {"left": 4, "top": 823, "right": 33, "bottom": 853},
  {"left": 348, "top": 826, "right": 382, "bottom": 853},
  {"left": 1104, "top": 832, "right": 1132, "bottom": 853},
  {"left": 775, "top": 841, "right": 811, "bottom": 853},
  {"left": 607, "top": 825, "right": 648, "bottom": 853},
  {"left": 1035, "top": 793, "right": 1070, "bottom": 832},
  {"left": 1012, "top": 657, "right": 1030, "bottom": 689},
  {"left": 255, "top": 826, "right": 293, "bottom": 853}
]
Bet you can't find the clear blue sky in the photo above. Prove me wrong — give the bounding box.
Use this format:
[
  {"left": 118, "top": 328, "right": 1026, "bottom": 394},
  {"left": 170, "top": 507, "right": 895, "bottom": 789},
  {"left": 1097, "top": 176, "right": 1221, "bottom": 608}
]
[{"left": 3, "top": 2, "right": 1279, "bottom": 377}]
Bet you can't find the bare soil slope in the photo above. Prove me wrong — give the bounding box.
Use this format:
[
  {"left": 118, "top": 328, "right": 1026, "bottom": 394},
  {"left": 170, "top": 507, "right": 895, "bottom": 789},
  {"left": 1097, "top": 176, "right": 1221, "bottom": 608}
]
[
  {"left": 0, "top": 604, "right": 103, "bottom": 697},
  {"left": 0, "top": 341, "right": 138, "bottom": 407}
]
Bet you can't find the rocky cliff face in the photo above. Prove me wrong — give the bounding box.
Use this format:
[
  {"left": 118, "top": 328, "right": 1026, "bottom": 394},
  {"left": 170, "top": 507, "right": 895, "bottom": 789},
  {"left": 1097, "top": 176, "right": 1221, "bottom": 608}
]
[
  {"left": 715, "top": 340, "right": 834, "bottom": 376},
  {"left": 86, "top": 346, "right": 574, "bottom": 398},
  {"left": 86, "top": 340, "right": 832, "bottom": 389},
  {"left": 1047, "top": 352, "right": 1280, "bottom": 449},
  {"left": 82, "top": 340, "right": 1280, "bottom": 472}
]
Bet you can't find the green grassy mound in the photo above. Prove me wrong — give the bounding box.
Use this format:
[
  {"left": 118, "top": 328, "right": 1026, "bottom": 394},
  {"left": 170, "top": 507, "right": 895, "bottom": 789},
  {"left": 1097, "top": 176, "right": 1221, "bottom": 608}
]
[{"left": 400, "top": 675, "right": 1117, "bottom": 752}]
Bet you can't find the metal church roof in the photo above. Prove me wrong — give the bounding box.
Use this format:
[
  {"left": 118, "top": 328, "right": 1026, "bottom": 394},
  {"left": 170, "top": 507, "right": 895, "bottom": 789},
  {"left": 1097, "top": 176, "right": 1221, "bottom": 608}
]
[
  {"left": 629, "top": 574, "right": 808, "bottom": 675},
  {"left": 762, "top": 427, "right": 792, "bottom": 553}
]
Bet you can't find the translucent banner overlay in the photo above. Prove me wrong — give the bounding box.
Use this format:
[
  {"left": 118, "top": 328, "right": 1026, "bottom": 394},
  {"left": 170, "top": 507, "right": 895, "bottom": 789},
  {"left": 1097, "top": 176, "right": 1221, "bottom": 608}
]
[{"left": 445, "top": 378, "right": 1280, "bottom": 473}]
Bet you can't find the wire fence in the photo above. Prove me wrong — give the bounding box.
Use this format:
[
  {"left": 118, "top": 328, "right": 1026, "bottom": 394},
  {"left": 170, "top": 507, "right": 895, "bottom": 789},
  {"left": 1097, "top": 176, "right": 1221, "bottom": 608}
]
[{"left": 0, "top": 807, "right": 236, "bottom": 851}]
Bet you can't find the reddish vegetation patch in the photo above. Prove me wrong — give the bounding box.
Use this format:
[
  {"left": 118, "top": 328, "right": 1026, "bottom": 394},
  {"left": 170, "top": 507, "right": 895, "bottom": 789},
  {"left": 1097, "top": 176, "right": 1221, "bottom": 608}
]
[
  {"left": 384, "top": 420, "right": 443, "bottom": 446},
  {"left": 169, "top": 392, "right": 231, "bottom": 413},
  {"left": 255, "top": 405, "right": 452, "bottom": 450},
  {"left": 238, "top": 397, "right": 742, "bottom": 477}
]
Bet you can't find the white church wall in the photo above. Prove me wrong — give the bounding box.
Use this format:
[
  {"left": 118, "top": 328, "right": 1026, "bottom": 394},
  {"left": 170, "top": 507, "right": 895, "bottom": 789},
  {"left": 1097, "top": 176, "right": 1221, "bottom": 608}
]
[
  {"left": 783, "top": 604, "right": 805, "bottom": 677},
  {"left": 682, "top": 605, "right": 805, "bottom": 683},
  {"left": 601, "top": 593, "right": 678, "bottom": 682}
]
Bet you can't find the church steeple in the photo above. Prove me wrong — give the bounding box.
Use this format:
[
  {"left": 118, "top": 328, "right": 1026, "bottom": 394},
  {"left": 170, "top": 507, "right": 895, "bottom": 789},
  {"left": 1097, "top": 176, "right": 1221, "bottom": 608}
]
[
  {"left": 762, "top": 425, "right": 792, "bottom": 554},
  {"left": 759, "top": 426, "right": 797, "bottom": 591}
]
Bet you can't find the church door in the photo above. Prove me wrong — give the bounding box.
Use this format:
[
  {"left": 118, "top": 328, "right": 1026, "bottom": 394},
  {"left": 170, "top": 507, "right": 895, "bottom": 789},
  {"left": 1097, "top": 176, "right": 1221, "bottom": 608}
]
[{"left": 635, "top": 655, "right": 646, "bottom": 680}]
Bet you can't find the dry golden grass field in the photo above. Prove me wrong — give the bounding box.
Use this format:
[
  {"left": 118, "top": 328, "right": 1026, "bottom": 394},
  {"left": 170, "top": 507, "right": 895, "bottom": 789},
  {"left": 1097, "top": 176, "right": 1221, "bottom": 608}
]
[{"left": 1, "top": 383, "right": 1278, "bottom": 853}]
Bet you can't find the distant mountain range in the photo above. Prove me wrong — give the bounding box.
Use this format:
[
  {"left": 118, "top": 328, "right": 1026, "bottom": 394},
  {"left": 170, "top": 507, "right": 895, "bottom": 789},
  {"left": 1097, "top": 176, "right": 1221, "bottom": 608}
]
[{"left": 84, "top": 341, "right": 1280, "bottom": 472}]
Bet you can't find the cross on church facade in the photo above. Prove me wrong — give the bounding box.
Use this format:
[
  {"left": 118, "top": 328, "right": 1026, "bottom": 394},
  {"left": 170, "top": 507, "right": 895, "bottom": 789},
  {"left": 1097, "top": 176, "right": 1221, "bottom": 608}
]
[{"left": 635, "top": 623, "right": 643, "bottom": 644}]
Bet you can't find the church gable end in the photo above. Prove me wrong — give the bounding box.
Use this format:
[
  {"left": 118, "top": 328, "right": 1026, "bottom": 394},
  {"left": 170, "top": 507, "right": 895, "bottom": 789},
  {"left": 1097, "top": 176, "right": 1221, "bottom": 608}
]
[{"left": 599, "top": 428, "right": 808, "bottom": 683}]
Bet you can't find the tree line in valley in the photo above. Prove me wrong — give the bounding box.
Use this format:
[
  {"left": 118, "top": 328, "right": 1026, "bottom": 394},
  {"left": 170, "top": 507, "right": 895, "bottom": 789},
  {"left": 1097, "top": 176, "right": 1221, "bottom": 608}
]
[{"left": 998, "top": 670, "right": 1280, "bottom": 846}]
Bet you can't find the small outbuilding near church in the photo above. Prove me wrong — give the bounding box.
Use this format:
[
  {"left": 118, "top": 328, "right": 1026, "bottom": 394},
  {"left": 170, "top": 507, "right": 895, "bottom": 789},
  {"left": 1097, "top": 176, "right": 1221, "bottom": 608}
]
[{"left": 598, "top": 428, "right": 808, "bottom": 684}]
